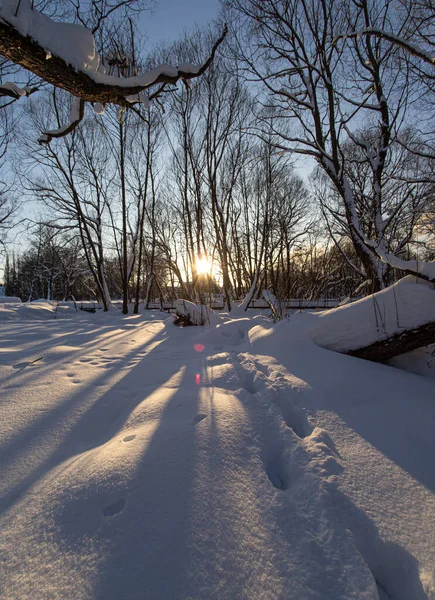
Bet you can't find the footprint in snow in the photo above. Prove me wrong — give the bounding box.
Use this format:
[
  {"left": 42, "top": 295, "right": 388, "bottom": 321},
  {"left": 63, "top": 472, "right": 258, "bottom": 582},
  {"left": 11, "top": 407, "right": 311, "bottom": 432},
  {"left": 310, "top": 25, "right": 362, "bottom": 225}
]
[
  {"left": 193, "top": 414, "right": 207, "bottom": 425},
  {"left": 266, "top": 460, "right": 288, "bottom": 491},
  {"left": 102, "top": 498, "right": 126, "bottom": 517},
  {"left": 123, "top": 435, "right": 136, "bottom": 443}
]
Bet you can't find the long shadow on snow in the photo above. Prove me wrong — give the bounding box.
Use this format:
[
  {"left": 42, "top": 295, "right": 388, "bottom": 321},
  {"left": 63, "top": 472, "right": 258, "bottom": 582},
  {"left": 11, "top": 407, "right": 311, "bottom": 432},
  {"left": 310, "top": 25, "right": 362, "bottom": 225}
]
[
  {"left": 333, "top": 486, "right": 429, "bottom": 600},
  {"left": 0, "top": 318, "right": 126, "bottom": 389},
  {"left": 51, "top": 332, "right": 207, "bottom": 600},
  {"left": 0, "top": 319, "right": 173, "bottom": 515}
]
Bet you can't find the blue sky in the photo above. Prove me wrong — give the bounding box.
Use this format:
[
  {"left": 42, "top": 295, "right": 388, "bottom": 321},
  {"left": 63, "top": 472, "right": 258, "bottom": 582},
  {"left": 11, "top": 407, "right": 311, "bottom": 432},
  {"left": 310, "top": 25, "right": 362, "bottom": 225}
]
[
  {"left": 139, "top": 0, "right": 221, "bottom": 48},
  {"left": 0, "top": 1, "right": 222, "bottom": 282}
]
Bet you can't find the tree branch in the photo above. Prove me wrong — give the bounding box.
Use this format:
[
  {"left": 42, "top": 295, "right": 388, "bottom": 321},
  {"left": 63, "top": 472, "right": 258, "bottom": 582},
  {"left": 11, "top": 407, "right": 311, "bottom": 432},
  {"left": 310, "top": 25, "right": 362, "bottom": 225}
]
[{"left": 0, "top": 15, "right": 227, "bottom": 105}]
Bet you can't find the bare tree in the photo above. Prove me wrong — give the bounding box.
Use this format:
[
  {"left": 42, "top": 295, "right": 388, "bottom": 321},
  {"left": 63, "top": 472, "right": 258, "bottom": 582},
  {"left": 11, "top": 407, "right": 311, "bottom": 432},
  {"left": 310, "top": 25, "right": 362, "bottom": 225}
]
[
  {"left": 23, "top": 92, "right": 113, "bottom": 309},
  {"left": 226, "top": 0, "right": 435, "bottom": 289},
  {"left": 0, "top": 107, "right": 20, "bottom": 251}
]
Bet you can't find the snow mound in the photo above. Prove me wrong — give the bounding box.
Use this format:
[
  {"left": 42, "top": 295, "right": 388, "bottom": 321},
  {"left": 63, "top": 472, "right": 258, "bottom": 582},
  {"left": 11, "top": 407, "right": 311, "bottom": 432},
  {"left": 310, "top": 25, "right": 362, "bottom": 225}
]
[
  {"left": 0, "top": 300, "right": 79, "bottom": 320},
  {"left": 174, "top": 299, "right": 222, "bottom": 326},
  {"left": 313, "top": 276, "right": 435, "bottom": 352}
]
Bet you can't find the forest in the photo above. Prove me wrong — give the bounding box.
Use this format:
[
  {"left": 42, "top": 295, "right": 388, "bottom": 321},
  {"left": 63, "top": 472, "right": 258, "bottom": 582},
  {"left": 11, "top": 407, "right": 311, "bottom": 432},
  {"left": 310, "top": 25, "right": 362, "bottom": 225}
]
[{"left": 1, "top": 0, "right": 434, "bottom": 320}]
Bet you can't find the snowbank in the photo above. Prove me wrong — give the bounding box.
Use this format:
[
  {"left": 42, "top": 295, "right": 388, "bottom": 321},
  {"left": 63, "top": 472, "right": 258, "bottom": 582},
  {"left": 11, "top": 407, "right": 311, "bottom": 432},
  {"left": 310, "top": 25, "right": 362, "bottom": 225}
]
[{"left": 313, "top": 276, "right": 435, "bottom": 352}]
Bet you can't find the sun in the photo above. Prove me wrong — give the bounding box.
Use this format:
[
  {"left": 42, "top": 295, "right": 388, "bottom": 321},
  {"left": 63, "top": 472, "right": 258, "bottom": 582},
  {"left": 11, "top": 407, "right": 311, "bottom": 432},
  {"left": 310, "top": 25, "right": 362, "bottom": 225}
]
[{"left": 196, "top": 255, "right": 212, "bottom": 276}]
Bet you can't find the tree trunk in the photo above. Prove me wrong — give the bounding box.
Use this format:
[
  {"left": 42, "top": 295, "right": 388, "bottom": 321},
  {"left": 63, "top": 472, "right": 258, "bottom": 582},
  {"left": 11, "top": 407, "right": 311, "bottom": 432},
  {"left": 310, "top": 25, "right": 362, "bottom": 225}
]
[
  {"left": 348, "top": 322, "right": 435, "bottom": 362},
  {"left": 119, "top": 118, "right": 129, "bottom": 315}
]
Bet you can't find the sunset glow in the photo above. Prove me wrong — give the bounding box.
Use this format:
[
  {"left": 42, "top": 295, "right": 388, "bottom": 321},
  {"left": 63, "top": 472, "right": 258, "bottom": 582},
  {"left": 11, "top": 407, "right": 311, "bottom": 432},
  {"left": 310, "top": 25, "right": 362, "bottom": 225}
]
[{"left": 196, "top": 256, "right": 212, "bottom": 275}]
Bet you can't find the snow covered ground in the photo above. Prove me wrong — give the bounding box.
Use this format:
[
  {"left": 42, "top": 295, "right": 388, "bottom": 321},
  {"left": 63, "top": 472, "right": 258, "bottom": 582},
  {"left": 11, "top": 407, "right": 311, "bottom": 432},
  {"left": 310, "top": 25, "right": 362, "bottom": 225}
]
[{"left": 0, "top": 303, "right": 434, "bottom": 599}]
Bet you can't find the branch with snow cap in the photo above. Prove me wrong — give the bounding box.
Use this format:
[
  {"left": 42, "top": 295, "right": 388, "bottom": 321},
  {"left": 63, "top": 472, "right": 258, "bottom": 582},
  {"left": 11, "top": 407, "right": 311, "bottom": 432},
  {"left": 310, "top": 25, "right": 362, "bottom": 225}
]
[
  {"left": 38, "top": 97, "right": 85, "bottom": 144},
  {"left": 0, "top": 81, "right": 37, "bottom": 100},
  {"left": 0, "top": 0, "right": 227, "bottom": 140},
  {"left": 334, "top": 29, "right": 435, "bottom": 66},
  {"left": 371, "top": 245, "right": 435, "bottom": 283}
]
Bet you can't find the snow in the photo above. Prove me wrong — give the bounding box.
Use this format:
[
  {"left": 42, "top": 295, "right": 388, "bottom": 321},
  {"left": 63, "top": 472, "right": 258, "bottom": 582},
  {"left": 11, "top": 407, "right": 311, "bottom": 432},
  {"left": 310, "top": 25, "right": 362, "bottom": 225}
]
[
  {"left": 93, "top": 102, "right": 105, "bottom": 115},
  {"left": 175, "top": 299, "right": 222, "bottom": 326},
  {"left": 382, "top": 254, "right": 435, "bottom": 282},
  {"left": 0, "top": 0, "right": 203, "bottom": 92},
  {"left": 0, "top": 301, "right": 434, "bottom": 599},
  {"left": 313, "top": 276, "right": 435, "bottom": 352},
  {"left": 38, "top": 97, "right": 83, "bottom": 143},
  {"left": 388, "top": 344, "right": 435, "bottom": 379},
  {"left": 0, "top": 81, "right": 30, "bottom": 96},
  {"left": 0, "top": 0, "right": 99, "bottom": 73}
]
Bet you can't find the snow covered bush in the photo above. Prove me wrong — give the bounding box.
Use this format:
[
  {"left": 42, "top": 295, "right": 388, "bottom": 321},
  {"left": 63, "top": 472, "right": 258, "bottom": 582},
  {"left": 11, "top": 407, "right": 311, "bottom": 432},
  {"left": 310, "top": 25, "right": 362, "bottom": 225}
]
[
  {"left": 174, "top": 299, "right": 222, "bottom": 327},
  {"left": 262, "top": 290, "right": 285, "bottom": 322}
]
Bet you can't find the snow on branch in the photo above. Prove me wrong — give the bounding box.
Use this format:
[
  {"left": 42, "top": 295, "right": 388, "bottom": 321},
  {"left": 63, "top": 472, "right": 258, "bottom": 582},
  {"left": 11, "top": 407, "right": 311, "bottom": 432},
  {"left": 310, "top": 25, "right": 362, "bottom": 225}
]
[
  {"left": 334, "top": 28, "right": 435, "bottom": 66},
  {"left": 0, "top": 0, "right": 227, "bottom": 140},
  {"left": 38, "top": 97, "right": 85, "bottom": 144},
  {"left": 0, "top": 80, "right": 36, "bottom": 99},
  {"left": 378, "top": 251, "right": 435, "bottom": 283}
]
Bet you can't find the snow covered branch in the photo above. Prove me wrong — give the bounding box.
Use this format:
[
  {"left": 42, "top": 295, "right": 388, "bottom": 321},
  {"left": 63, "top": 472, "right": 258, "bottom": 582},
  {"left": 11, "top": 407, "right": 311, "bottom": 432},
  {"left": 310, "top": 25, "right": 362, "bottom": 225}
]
[
  {"left": 334, "top": 29, "right": 435, "bottom": 66},
  {"left": 0, "top": 81, "right": 38, "bottom": 100},
  {"left": 38, "top": 97, "right": 85, "bottom": 144},
  {"left": 0, "top": 0, "right": 227, "bottom": 139}
]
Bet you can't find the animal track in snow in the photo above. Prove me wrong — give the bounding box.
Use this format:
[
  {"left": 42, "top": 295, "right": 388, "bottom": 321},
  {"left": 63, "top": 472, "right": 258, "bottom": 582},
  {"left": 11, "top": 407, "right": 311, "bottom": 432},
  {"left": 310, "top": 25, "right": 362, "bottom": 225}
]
[
  {"left": 102, "top": 498, "right": 126, "bottom": 517},
  {"left": 246, "top": 376, "right": 259, "bottom": 395},
  {"left": 266, "top": 459, "right": 288, "bottom": 491},
  {"left": 193, "top": 414, "right": 207, "bottom": 425},
  {"left": 282, "top": 407, "right": 312, "bottom": 439},
  {"left": 123, "top": 435, "right": 136, "bottom": 442}
]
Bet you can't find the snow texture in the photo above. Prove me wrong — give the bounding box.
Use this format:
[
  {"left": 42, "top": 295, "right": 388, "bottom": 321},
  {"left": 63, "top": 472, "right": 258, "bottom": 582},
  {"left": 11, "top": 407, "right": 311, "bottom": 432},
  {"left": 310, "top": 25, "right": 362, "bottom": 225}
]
[
  {"left": 0, "top": 301, "right": 434, "bottom": 599},
  {"left": 0, "top": 0, "right": 100, "bottom": 72}
]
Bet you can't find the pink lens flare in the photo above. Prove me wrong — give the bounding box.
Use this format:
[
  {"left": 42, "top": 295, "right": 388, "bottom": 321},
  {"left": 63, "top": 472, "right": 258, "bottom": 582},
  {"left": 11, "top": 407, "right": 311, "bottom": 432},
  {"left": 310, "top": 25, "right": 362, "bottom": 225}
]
[
  {"left": 195, "top": 374, "right": 201, "bottom": 385},
  {"left": 194, "top": 344, "right": 205, "bottom": 353}
]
